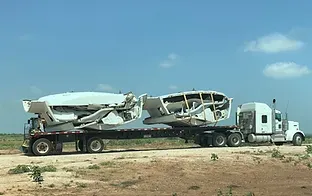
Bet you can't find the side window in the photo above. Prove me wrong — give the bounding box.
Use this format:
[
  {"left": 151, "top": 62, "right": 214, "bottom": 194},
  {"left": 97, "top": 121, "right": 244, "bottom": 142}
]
[
  {"left": 261, "top": 115, "right": 267, "bottom": 123},
  {"left": 275, "top": 113, "right": 281, "bottom": 122}
]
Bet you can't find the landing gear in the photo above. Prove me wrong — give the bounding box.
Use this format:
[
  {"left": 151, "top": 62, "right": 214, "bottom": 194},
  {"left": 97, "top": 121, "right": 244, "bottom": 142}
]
[{"left": 53, "top": 142, "right": 63, "bottom": 155}]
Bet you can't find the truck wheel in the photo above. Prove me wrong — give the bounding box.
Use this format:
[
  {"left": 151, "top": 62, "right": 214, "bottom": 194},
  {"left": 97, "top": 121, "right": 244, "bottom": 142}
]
[
  {"left": 212, "top": 133, "right": 227, "bottom": 147},
  {"left": 32, "top": 138, "right": 53, "bottom": 156},
  {"left": 227, "top": 133, "right": 242, "bottom": 147},
  {"left": 199, "top": 136, "right": 209, "bottom": 147},
  {"left": 87, "top": 137, "right": 104, "bottom": 153},
  {"left": 292, "top": 133, "right": 303, "bottom": 146}
]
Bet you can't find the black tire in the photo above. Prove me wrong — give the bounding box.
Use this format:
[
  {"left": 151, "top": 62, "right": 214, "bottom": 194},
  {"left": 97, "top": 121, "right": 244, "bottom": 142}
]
[
  {"left": 292, "top": 133, "right": 303, "bottom": 146},
  {"left": 227, "top": 133, "right": 242, "bottom": 147},
  {"left": 212, "top": 133, "right": 227, "bottom": 147},
  {"left": 78, "top": 140, "right": 83, "bottom": 151},
  {"left": 32, "top": 138, "right": 53, "bottom": 156},
  {"left": 87, "top": 137, "right": 104, "bottom": 153},
  {"left": 199, "top": 135, "right": 209, "bottom": 147}
]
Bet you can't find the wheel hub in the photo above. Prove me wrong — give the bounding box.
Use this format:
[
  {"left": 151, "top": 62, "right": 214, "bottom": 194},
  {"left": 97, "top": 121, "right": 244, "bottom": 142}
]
[
  {"left": 296, "top": 136, "right": 302, "bottom": 143},
  {"left": 216, "top": 136, "right": 225, "bottom": 145},
  {"left": 37, "top": 142, "right": 49, "bottom": 153},
  {"left": 232, "top": 137, "right": 239, "bottom": 144},
  {"left": 90, "top": 140, "right": 101, "bottom": 151}
]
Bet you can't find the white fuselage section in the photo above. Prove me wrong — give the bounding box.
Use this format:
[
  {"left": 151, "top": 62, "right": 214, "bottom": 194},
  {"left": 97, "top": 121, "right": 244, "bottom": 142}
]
[
  {"left": 143, "top": 90, "right": 233, "bottom": 127},
  {"left": 22, "top": 91, "right": 147, "bottom": 131}
]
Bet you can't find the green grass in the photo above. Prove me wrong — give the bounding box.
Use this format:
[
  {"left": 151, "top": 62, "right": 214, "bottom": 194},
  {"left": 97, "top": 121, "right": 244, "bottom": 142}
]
[
  {"left": 87, "top": 164, "right": 100, "bottom": 170},
  {"left": 305, "top": 136, "right": 312, "bottom": 144},
  {"left": 8, "top": 164, "right": 57, "bottom": 174},
  {"left": 0, "top": 134, "right": 24, "bottom": 150},
  {"left": 0, "top": 133, "right": 312, "bottom": 151},
  {"left": 0, "top": 133, "right": 190, "bottom": 151}
]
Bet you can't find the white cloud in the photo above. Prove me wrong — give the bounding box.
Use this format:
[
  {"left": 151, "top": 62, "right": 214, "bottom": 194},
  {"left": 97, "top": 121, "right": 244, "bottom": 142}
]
[
  {"left": 168, "top": 53, "right": 178, "bottom": 60},
  {"left": 263, "top": 62, "right": 311, "bottom": 79},
  {"left": 19, "top": 34, "right": 32, "bottom": 41},
  {"left": 159, "top": 53, "right": 179, "bottom": 68},
  {"left": 96, "top": 84, "right": 115, "bottom": 92},
  {"left": 168, "top": 85, "right": 178, "bottom": 90},
  {"left": 244, "top": 33, "right": 304, "bottom": 53},
  {"left": 160, "top": 61, "right": 173, "bottom": 68},
  {"left": 30, "top": 86, "right": 43, "bottom": 94}
]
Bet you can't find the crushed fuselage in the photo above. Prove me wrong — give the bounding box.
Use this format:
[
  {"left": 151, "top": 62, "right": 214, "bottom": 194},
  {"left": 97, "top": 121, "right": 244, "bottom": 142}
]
[
  {"left": 22, "top": 91, "right": 147, "bottom": 131},
  {"left": 143, "top": 90, "right": 233, "bottom": 127}
]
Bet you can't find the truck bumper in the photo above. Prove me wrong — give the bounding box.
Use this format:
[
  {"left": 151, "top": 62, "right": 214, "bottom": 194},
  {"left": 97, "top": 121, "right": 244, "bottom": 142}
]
[{"left": 20, "top": 139, "right": 30, "bottom": 154}]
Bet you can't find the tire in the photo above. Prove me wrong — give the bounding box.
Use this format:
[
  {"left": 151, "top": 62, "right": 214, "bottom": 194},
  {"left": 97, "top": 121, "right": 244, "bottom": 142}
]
[
  {"left": 32, "top": 138, "right": 53, "bottom": 156},
  {"left": 87, "top": 137, "right": 104, "bottom": 153},
  {"left": 227, "top": 133, "right": 242, "bottom": 147},
  {"left": 78, "top": 140, "right": 83, "bottom": 151},
  {"left": 292, "top": 133, "right": 303, "bottom": 146},
  {"left": 212, "top": 133, "right": 227, "bottom": 147},
  {"left": 197, "top": 135, "right": 209, "bottom": 147}
]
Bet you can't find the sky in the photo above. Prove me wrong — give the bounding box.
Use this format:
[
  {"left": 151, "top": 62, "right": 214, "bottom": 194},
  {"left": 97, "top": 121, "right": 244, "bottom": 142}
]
[{"left": 0, "top": 0, "right": 312, "bottom": 134}]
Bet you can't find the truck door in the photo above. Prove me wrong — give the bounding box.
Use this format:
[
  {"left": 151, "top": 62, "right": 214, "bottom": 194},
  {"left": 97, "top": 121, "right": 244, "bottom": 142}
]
[
  {"left": 274, "top": 113, "right": 282, "bottom": 133},
  {"left": 259, "top": 114, "right": 270, "bottom": 134}
]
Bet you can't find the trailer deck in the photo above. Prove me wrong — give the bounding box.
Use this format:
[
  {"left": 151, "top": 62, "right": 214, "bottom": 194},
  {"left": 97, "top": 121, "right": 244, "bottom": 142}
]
[{"left": 22, "top": 125, "right": 243, "bottom": 156}]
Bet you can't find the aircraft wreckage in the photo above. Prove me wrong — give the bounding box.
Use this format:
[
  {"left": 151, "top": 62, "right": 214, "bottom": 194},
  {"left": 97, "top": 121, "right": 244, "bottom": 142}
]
[
  {"left": 22, "top": 90, "right": 233, "bottom": 131},
  {"left": 143, "top": 90, "right": 233, "bottom": 127},
  {"left": 22, "top": 91, "right": 147, "bottom": 131}
]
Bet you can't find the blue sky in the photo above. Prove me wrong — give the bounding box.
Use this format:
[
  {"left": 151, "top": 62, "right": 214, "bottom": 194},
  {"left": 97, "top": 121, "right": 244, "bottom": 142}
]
[{"left": 0, "top": 0, "right": 311, "bottom": 133}]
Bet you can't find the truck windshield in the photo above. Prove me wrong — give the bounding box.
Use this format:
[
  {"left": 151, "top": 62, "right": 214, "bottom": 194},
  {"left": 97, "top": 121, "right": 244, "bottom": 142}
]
[
  {"left": 275, "top": 113, "right": 281, "bottom": 121},
  {"left": 30, "top": 118, "right": 39, "bottom": 129}
]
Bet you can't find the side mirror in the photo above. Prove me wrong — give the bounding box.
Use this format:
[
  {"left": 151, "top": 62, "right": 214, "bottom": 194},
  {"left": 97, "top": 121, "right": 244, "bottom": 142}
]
[{"left": 273, "top": 99, "right": 276, "bottom": 104}]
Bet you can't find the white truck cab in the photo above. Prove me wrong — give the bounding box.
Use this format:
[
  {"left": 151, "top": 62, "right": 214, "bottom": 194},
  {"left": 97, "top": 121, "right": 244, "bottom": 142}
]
[{"left": 236, "top": 99, "right": 305, "bottom": 146}]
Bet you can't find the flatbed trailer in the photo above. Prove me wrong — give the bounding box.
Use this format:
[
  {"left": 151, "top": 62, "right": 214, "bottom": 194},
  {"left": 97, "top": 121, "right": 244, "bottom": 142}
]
[
  {"left": 21, "top": 99, "right": 306, "bottom": 156},
  {"left": 21, "top": 124, "right": 244, "bottom": 156}
]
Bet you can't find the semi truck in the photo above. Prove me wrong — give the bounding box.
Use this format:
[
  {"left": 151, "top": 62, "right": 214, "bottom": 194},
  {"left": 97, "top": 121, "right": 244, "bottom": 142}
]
[{"left": 21, "top": 99, "right": 305, "bottom": 156}]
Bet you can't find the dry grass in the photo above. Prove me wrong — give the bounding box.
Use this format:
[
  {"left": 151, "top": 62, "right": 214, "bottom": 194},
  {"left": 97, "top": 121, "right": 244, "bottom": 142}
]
[{"left": 0, "top": 145, "right": 312, "bottom": 195}]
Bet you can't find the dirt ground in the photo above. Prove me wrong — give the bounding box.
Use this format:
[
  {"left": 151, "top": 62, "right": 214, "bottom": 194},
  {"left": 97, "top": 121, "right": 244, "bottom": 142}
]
[{"left": 0, "top": 145, "right": 312, "bottom": 196}]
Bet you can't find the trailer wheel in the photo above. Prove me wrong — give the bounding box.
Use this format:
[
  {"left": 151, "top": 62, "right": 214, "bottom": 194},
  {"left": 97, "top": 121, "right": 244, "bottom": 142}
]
[
  {"left": 212, "top": 133, "right": 227, "bottom": 147},
  {"left": 78, "top": 140, "right": 83, "bottom": 151},
  {"left": 292, "top": 133, "right": 303, "bottom": 146},
  {"left": 227, "top": 133, "right": 242, "bottom": 147},
  {"left": 32, "top": 138, "right": 53, "bottom": 156},
  {"left": 87, "top": 137, "right": 104, "bottom": 153},
  {"left": 198, "top": 135, "right": 209, "bottom": 147}
]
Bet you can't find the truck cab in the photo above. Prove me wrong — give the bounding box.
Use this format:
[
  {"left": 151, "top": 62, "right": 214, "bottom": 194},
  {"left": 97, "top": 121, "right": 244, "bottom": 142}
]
[
  {"left": 236, "top": 100, "right": 305, "bottom": 146},
  {"left": 21, "top": 117, "right": 46, "bottom": 153}
]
